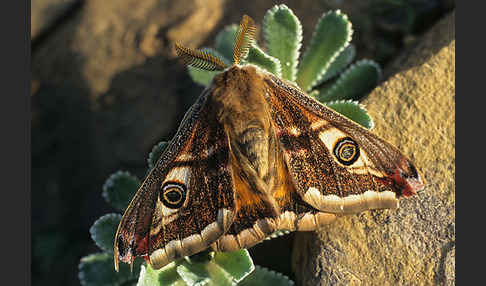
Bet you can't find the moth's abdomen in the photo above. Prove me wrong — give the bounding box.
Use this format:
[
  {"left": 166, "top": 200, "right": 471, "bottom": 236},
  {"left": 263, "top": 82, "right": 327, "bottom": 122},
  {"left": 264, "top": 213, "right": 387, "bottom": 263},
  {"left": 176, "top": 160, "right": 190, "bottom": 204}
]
[{"left": 236, "top": 126, "right": 269, "bottom": 179}]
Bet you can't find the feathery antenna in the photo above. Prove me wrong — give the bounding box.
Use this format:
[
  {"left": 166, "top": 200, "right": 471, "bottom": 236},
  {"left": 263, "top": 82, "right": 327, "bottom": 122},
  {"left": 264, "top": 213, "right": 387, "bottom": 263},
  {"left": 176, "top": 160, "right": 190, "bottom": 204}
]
[
  {"left": 174, "top": 15, "right": 256, "bottom": 70},
  {"left": 174, "top": 43, "right": 227, "bottom": 71},
  {"left": 233, "top": 15, "right": 256, "bottom": 65}
]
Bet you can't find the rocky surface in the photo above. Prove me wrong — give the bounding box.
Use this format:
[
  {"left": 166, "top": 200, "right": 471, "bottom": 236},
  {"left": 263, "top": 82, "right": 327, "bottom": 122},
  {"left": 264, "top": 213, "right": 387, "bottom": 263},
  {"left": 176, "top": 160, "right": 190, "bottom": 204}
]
[
  {"left": 292, "top": 11, "right": 455, "bottom": 286},
  {"left": 31, "top": 0, "right": 79, "bottom": 40}
]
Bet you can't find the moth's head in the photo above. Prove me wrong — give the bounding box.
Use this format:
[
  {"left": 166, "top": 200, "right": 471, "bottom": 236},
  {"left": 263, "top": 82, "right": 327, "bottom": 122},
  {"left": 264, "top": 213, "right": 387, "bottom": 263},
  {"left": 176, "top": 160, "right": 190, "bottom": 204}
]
[{"left": 174, "top": 15, "right": 256, "bottom": 73}]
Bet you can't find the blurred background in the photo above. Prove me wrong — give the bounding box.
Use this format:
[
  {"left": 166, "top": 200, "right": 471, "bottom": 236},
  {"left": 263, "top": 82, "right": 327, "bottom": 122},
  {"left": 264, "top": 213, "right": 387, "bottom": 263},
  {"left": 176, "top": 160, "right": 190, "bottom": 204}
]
[{"left": 31, "top": 0, "right": 454, "bottom": 285}]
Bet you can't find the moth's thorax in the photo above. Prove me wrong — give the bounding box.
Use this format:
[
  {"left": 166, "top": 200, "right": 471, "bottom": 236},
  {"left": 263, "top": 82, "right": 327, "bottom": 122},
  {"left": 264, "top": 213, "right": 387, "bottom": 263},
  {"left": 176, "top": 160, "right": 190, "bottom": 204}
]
[{"left": 211, "top": 65, "right": 269, "bottom": 118}]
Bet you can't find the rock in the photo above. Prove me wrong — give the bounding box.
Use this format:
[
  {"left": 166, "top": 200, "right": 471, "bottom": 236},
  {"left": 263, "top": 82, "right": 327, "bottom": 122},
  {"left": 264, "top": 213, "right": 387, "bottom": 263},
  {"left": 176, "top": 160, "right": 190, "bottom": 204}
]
[
  {"left": 292, "top": 10, "right": 455, "bottom": 286},
  {"left": 31, "top": 0, "right": 78, "bottom": 40},
  {"left": 444, "top": 243, "right": 455, "bottom": 286},
  {"left": 32, "top": 0, "right": 230, "bottom": 187}
]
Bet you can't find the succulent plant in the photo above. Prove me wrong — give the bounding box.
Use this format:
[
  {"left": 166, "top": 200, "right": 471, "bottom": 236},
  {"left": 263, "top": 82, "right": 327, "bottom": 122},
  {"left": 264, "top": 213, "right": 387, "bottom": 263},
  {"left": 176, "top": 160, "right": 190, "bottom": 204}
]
[{"left": 79, "top": 5, "right": 381, "bottom": 286}]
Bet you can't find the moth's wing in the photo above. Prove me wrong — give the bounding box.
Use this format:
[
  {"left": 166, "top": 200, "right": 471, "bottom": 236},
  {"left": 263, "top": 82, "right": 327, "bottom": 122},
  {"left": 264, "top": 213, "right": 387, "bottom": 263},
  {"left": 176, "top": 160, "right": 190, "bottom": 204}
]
[
  {"left": 114, "top": 90, "right": 235, "bottom": 270},
  {"left": 210, "top": 176, "right": 280, "bottom": 251},
  {"left": 271, "top": 139, "right": 338, "bottom": 231},
  {"left": 263, "top": 76, "right": 425, "bottom": 215}
]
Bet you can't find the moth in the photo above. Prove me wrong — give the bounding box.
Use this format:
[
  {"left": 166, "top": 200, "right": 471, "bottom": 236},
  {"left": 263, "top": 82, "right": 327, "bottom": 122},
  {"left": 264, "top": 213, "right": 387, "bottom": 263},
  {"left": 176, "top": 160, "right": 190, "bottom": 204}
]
[{"left": 114, "top": 15, "right": 425, "bottom": 271}]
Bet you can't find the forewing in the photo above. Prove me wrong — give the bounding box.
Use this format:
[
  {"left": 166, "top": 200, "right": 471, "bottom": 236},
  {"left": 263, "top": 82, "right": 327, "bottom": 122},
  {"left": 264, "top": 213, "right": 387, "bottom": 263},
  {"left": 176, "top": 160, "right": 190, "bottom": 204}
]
[
  {"left": 114, "top": 90, "right": 235, "bottom": 270},
  {"left": 263, "top": 75, "right": 425, "bottom": 214}
]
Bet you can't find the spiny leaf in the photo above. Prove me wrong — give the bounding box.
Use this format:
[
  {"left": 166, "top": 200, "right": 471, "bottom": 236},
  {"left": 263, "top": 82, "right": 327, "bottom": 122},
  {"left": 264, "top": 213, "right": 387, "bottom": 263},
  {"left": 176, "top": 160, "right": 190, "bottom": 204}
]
[
  {"left": 317, "top": 59, "right": 381, "bottom": 102},
  {"left": 188, "top": 67, "right": 220, "bottom": 87},
  {"left": 244, "top": 44, "right": 282, "bottom": 77},
  {"left": 325, "top": 100, "right": 374, "bottom": 129},
  {"left": 176, "top": 263, "right": 213, "bottom": 286},
  {"left": 185, "top": 250, "right": 214, "bottom": 264},
  {"left": 296, "top": 10, "right": 353, "bottom": 92},
  {"left": 89, "top": 213, "right": 121, "bottom": 254},
  {"left": 147, "top": 141, "right": 170, "bottom": 170},
  {"left": 233, "top": 15, "right": 256, "bottom": 64},
  {"left": 102, "top": 171, "right": 140, "bottom": 211},
  {"left": 319, "top": 43, "right": 356, "bottom": 83},
  {"left": 239, "top": 266, "right": 294, "bottom": 286},
  {"left": 176, "top": 250, "right": 254, "bottom": 286},
  {"left": 137, "top": 263, "right": 185, "bottom": 286},
  {"left": 79, "top": 253, "right": 141, "bottom": 286},
  {"left": 175, "top": 43, "right": 227, "bottom": 71},
  {"left": 263, "top": 4, "right": 302, "bottom": 81},
  {"left": 136, "top": 250, "right": 254, "bottom": 286},
  {"left": 212, "top": 249, "right": 254, "bottom": 284},
  {"left": 308, "top": 90, "right": 319, "bottom": 98}
]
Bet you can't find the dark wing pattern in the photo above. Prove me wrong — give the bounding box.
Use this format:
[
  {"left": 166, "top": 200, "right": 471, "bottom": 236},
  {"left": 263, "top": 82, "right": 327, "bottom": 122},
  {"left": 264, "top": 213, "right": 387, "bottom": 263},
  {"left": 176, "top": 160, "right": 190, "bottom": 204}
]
[
  {"left": 263, "top": 75, "right": 425, "bottom": 215},
  {"left": 114, "top": 90, "right": 236, "bottom": 270}
]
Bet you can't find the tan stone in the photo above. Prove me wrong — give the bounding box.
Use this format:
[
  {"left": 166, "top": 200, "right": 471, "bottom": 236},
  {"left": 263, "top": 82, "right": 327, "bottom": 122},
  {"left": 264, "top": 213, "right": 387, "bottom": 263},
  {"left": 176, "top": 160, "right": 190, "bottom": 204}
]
[
  {"left": 292, "top": 11, "right": 455, "bottom": 286},
  {"left": 31, "top": 0, "right": 77, "bottom": 39},
  {"left": 32, "top": 0, "right": 229, "bottom": 169}
]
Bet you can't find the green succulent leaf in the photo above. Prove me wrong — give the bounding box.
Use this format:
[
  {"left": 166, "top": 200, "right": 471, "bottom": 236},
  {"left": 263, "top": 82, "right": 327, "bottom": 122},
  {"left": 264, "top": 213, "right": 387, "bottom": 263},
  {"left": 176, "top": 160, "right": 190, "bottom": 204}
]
[
  {"left": 137, "top": 263, "right": 185, "bottom": 286},
  {"left": 188, "top": 68, "right": 220, "bottom": 87},
  {"left": 296, "top": 10, "right": 353, "bottom": 92},
  {"left": 89, "top": 213, "right": 121, "bottom": 254},
  {"left": 319, "top": 43, "right": 356, "bottom": 83},
  {"left": 325, "top": 100, "right": 374, "bottom": 129},
  {"left": 137, "top": 250, "right": 254, "bottom": 286},
  {"left": 263, "top": 4, "right": 302, "bottom": 81},
  {"left": 317, "top": 59, "right": 381, "bottom": 102},
  {"left": 308, "top": 90, "right": 319, "bottom": 98},
  {"left": 185, "top": 250, "right": 214, "bottom": 264},
  {"left": 79, "top": 253, "right": 141, "bottom": 286},
  {"left": 102, "top": 171, "right": 141, "bottom": 211},
  {"left": 244, "top": 45, "right": 282, "bottom": 77},
  {"left": 239, "top": 266, "right": 294, "bottom": 286},
  {"left": 176, "top": 262, "right": 213, "bottom": 286},
  {"left": 178, "top": 249, "right": 254, "bottom": 286},
  {"left": 147, "top": 141, "right": 170, "bottom": 170},
  {"left": 187, "top": 49, "right": 230, "bottom": 87},
  {"left": 215, "top": 24, "right": 238, "bottom": 61},
  {"left": 212, "top": 249, "right": 254, "bottom": 283}
]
